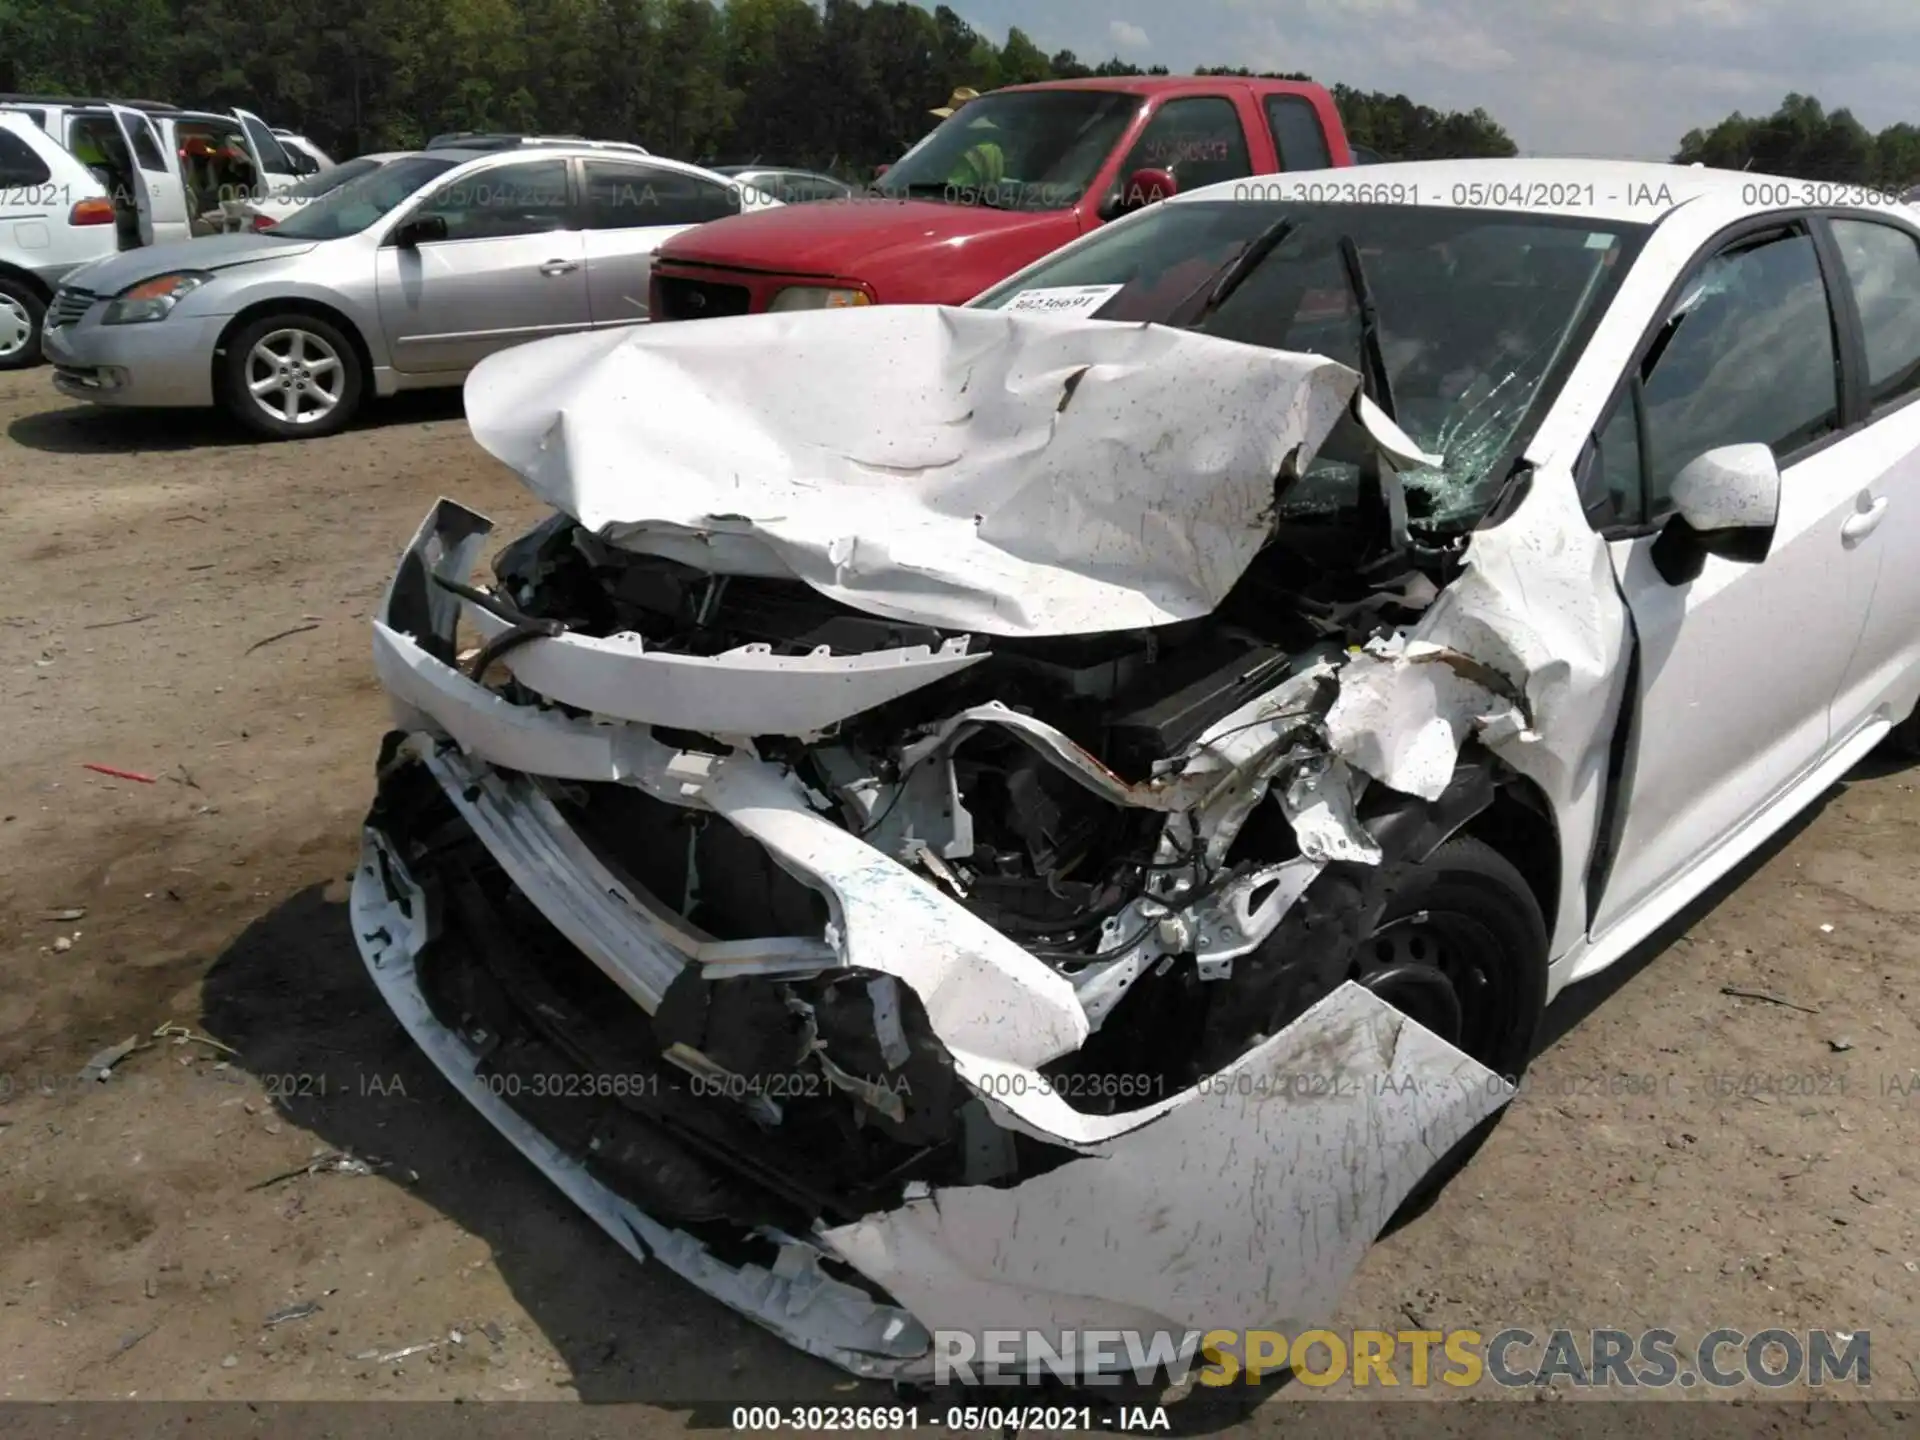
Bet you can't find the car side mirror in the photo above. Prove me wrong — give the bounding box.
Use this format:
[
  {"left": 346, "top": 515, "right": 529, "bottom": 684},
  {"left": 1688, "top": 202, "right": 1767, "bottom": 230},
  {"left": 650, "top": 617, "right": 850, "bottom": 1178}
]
[
  {"left": 394, "top": 214, "right": 449, "bottom": 248},
  {"left": 874, "top": 162, "right": 891, "bottom": 177},
  {"left": 1100, "top": 167, "right": 1177, "bottom": 221},
  {"left": 1651, "top": 443, "right": 1780, "bottom": 584}
]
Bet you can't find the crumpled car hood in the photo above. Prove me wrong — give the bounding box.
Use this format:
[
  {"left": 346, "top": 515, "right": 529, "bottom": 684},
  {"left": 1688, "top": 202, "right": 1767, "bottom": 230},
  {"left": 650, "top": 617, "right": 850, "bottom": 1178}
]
[{"left": 464, "top": 305, "right": 1431, "bottom": 638}]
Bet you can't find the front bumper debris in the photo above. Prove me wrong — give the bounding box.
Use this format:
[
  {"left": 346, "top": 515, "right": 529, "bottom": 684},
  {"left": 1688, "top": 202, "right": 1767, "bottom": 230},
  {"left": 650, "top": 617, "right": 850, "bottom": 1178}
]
[{"left": 347, "top": 496, "right": 1517, "bottom": 1380}]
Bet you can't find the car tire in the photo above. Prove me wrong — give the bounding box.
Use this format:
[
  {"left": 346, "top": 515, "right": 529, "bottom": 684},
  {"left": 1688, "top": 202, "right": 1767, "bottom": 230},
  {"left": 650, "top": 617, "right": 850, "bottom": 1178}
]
[
  {"left": 0, "top": 278, "right": 47, "bottom": 371},
  {"left": 220, "top": 312, "right": 364, "bottom": 439},
  {"left": 1363, "top": 835, "right": 1549, "bottom": 1227},
  {"left": 1194, "top": 831, "right": 1548, "bottom": 1226}
]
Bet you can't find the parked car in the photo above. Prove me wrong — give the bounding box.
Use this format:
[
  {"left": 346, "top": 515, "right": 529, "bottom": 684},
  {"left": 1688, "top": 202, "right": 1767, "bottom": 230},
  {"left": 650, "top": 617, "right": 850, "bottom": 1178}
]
[
  {"left": 0, "top": 96, "right": 303, "bottom": 245},
  {"left": 0, "top": 112, "right": 119, "bottom": 367},
  {"left": 352, "top": 155, "right": 1920, "bottom": 1381},
  {"left": 241, "top": 152, "right": 405, "bottom": 230},
  {"left": 648, "top": 74, "right": 1354, "bottom": 318},
  {"left": 711, "top": 165, "right": 854, "bottom": 203},
  {"left": 41, "top": 145, "right": 779, "bottom": 437},
  {"left": 272, "top": 130, "right": 334, "bottom": 175}
]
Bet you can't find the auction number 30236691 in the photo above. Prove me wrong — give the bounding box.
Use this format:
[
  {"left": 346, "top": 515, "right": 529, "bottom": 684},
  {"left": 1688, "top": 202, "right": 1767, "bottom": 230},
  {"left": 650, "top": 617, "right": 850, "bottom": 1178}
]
[{"left": 730, "top": 1404, "right": 1173, "bottom": 1431}]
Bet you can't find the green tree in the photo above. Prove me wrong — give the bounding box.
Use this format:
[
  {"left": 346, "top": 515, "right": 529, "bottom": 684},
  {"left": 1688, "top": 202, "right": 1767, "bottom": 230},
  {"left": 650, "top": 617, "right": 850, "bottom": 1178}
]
[{"left": 2, "top": 0, "right": 1531, "bottom": 177}]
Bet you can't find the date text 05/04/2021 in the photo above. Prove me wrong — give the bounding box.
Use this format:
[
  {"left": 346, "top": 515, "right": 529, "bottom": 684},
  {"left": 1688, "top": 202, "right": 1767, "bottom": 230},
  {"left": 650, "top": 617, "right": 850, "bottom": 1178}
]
[
  {"left": 1227, "top": 178, "right": 1912, "bottom": 209},
  {"left": 730, "top": 1405, "right": 1170, "bottom": 1432}
]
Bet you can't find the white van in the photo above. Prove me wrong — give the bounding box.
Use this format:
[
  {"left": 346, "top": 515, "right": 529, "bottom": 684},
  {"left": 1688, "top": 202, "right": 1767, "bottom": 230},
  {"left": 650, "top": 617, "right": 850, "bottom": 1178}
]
[
  {"left": 0, "top": 111, "right": 117, "bottom": 368},
  {"left": 0, "top": 96, "right": 303, "bottom": 246}
]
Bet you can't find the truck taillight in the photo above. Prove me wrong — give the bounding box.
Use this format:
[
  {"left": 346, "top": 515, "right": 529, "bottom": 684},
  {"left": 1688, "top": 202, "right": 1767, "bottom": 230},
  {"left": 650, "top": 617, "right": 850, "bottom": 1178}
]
[
  {"left": 69, "top": 198, "right": 116, "bottom": 226},
  {"left": 250, "top": 214, "right": 277, "bottom": 231}
]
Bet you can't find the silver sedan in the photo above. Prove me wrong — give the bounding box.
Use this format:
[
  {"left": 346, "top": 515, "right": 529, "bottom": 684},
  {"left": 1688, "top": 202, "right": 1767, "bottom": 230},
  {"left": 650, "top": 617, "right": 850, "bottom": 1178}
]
[{"left": 41, "top": 144, "right": 778, "bottom": 438}]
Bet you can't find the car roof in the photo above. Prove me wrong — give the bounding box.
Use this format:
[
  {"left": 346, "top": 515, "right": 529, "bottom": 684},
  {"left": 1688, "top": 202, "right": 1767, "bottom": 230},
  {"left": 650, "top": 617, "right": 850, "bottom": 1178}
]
[
  {"left": 426, "top": 133, "right": 649, "bottom": 154},
  {"left": 726, "top": 166, "right": 844, "bottom": 181},
  {"left": 0, "top": 94, "right": 177, "bottom": 111},
  {"left": 1171, "top": 156, "right": 1917, "bottom": 226},
  {"left": 426, "top": 146, "right": 730, "bottom": 178},
  {"left": 995, "top": 75, "right": 1323, "bottom": 98}
]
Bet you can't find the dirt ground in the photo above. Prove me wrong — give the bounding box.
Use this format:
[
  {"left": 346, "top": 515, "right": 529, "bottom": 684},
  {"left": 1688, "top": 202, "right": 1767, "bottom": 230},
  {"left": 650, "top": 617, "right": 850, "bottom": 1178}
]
[{"left": 0, "top": 369, "right": 1915, "bottom": 1431}]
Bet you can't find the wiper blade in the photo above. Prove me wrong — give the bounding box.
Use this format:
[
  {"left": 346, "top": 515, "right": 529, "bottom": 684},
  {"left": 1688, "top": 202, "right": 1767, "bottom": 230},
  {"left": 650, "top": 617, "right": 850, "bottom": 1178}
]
[
  {"left": 1337, "top": 233, "right": 1396, "bottom": 422},
  {"left": 1182, "top": 217, "right": 1297, "bottom": 327}
]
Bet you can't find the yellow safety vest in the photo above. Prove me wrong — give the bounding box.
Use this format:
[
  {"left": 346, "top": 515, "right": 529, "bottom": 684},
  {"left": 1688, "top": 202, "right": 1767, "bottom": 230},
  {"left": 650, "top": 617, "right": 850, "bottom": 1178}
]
[{"left": 948, "top": 140, "right": 1006, "bottom": 189}]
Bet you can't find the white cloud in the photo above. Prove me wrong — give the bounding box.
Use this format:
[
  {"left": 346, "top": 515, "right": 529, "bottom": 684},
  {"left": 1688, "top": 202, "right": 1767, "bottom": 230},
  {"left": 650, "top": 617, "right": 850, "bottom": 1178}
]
[{"left": 937, "top": 0, "right": 1920, "bottom": 158}]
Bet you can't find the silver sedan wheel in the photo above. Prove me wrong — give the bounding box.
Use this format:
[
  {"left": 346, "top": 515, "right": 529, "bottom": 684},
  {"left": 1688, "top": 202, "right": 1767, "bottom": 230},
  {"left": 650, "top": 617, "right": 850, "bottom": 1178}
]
[
  {"left": 243, "top": 327, "right": 346, "bottom": 427},
  {"left": 0, "top": 294, "right": 35, "bottom": 358}
]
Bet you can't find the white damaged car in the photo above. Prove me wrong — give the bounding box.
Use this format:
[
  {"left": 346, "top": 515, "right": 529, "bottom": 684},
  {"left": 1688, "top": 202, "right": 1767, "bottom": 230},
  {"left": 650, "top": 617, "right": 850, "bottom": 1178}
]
[{"left": 351, "top": 158, "right": 1920, "bottom": 1380}]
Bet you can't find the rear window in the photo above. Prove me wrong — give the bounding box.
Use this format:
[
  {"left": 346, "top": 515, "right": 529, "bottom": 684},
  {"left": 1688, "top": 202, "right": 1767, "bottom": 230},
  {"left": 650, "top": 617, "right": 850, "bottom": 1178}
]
[
  {"left": 0, "top": 128, "right": 52, "bottom": 187},
  {"left": 127, "top": 113, "right": 165, "bottom": 171},
  {"left": 584, "top": 162, "right": 739, "bottom": 227},
  {"left": 1266, "top": 95, "right": 1331, "bottom": 170}
]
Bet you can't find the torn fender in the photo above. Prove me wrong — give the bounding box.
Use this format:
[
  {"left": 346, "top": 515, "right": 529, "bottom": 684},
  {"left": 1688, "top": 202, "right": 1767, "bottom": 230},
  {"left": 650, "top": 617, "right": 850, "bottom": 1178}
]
[
  {"left": 822, "top": 982, "right": 1512, "bottom": 1354},
  {"left": 463, "top": 305, "right": 1369, "bottom": 638}
]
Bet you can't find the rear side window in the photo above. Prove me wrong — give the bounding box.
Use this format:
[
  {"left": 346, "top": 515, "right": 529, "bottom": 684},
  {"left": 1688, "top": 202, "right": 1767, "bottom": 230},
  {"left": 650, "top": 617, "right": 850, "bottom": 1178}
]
[
  {"left": 236, "top": 113, "right": 297, "bottom": 175},
  {"left": 127, "top": 114, "right": 165, "bottom": 171},
  {"left": 1830, "top": 218, "right": 1920, "bottom": 414},
  {"left": 1266, "top": 95, "right": 1332, "bottom": 170},
  {"left": 66, "top": 116, "right": 128, "bottom": 173},
  {"left": 1119, "top": 97, "right": 1253, "bottom": 193},
  {"left": 583, "top": 161, "right": 739, "bottom": 228},
  {"left": 0, "top": 129, "right": 52, "bottom": 187}
]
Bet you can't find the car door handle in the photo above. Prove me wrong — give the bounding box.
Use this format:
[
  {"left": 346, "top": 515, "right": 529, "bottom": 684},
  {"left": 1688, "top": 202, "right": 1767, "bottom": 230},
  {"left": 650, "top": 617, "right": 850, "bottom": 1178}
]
[
  {"left": 1841, "top": 494, "right": 1889, "bottom": 543},
  {"left": 538, "top": 259, "right": 579, "bottom": 276}
]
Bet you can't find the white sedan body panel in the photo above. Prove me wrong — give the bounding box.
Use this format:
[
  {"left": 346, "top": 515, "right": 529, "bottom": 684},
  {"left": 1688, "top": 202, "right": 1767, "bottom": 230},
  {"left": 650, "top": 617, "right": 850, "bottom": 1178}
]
[
  {"left": 1519, "top": 187, "right": 1920, "bottom": 985},
  {"left": 346, "top": 160, "right": 1920, "bottom": 1379}
]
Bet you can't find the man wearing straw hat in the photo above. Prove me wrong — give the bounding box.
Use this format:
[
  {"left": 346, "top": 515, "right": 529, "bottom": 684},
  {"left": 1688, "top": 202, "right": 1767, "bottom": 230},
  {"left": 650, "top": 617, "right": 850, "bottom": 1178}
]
[{"left": 931, "top": 85, "right": 1006, "bottom": 190}]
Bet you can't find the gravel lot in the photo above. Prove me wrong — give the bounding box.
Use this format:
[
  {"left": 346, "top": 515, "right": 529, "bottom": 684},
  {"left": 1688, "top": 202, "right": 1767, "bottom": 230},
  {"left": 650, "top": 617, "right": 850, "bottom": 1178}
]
[{"left": 0, "top": 370, "right": 1914, "bottom": 1429}]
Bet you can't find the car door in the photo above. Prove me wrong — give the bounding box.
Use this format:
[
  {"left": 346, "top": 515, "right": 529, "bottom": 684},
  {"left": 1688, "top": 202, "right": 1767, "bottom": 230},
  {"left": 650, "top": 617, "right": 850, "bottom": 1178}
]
[
  {"left": 1113, "top": 96, "right": 1255, "bottom": 199},
  {"left": 106, "top": 105, "right": 190, "bottom": 245},
  {"left": 1819, "top": 213, "right": 1920, "bottom": 742},
  {"left": 1589, "top": 220, "right": 1877, "bottom": 936},
  {"left": 375, "top": 156, "right": 589, "bottom": 373},
  {"left": 579, "top": 159, "right": 740, "bottom": 326},
  {"left": 230, "top": 108, "right": 298, "bottom": 189}
]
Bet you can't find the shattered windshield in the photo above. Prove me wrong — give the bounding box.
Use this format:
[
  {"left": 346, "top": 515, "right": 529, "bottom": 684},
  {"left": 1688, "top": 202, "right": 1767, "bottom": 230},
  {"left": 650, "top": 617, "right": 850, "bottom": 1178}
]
[
  {"left": 876, "top": 89, "right": 1140, "bottom": 211},
  {"left": 973, "top": 200, "right": 1646, "bottom": 525}
]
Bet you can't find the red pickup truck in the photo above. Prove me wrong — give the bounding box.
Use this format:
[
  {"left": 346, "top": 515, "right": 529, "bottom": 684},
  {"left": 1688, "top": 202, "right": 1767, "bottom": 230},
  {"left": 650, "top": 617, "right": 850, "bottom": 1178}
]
[{"left": 648, "top": 75, "right": 1353, "bottom": 320}]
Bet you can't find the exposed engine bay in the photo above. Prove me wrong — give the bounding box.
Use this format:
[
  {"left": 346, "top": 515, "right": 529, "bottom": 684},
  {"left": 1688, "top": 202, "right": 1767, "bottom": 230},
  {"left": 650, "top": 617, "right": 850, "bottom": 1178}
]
[
  {"left": 477, "top": 495, "right": 1467, "bottom": 1086},
  {"left": 363, "top": 479, "right": 1523, "bottom": 1292},
  {"left": 353, "top": 305, "right": 1624, "bottom": 1378}
]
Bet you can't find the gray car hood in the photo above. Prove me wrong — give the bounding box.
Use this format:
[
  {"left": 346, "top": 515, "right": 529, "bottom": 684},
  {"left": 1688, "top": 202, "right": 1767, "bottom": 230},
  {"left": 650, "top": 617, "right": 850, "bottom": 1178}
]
[
  {"left": 65, "top": 233, "right": 319, "bottom": 295},
  {"left": 464, "top": 305, "right": 1438, "bottom": 639}
]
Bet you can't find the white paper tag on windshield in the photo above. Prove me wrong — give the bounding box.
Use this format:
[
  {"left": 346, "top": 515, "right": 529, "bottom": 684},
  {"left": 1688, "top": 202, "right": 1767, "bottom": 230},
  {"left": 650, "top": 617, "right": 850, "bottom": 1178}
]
[{"left": 1000, "top": 284, "right": 1124, "bottom": 317}]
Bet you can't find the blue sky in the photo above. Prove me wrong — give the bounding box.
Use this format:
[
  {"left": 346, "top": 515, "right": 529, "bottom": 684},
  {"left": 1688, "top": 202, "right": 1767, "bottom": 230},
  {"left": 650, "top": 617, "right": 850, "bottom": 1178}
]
[{"left": 934, "top": 0, "right": 1918, "bottom": 159}]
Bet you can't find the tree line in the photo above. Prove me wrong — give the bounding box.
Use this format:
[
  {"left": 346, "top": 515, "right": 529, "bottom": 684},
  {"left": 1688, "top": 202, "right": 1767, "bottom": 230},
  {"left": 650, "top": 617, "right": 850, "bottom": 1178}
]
[
  {"left": 1675, "top": 94, "right": 1920, "bottom": 188},
  {"left": 11, "top": 0, "right": 1907, "bottom": 186},
  {"left": 0, "top": 0, "right": 1517, "bottom": 171}
]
